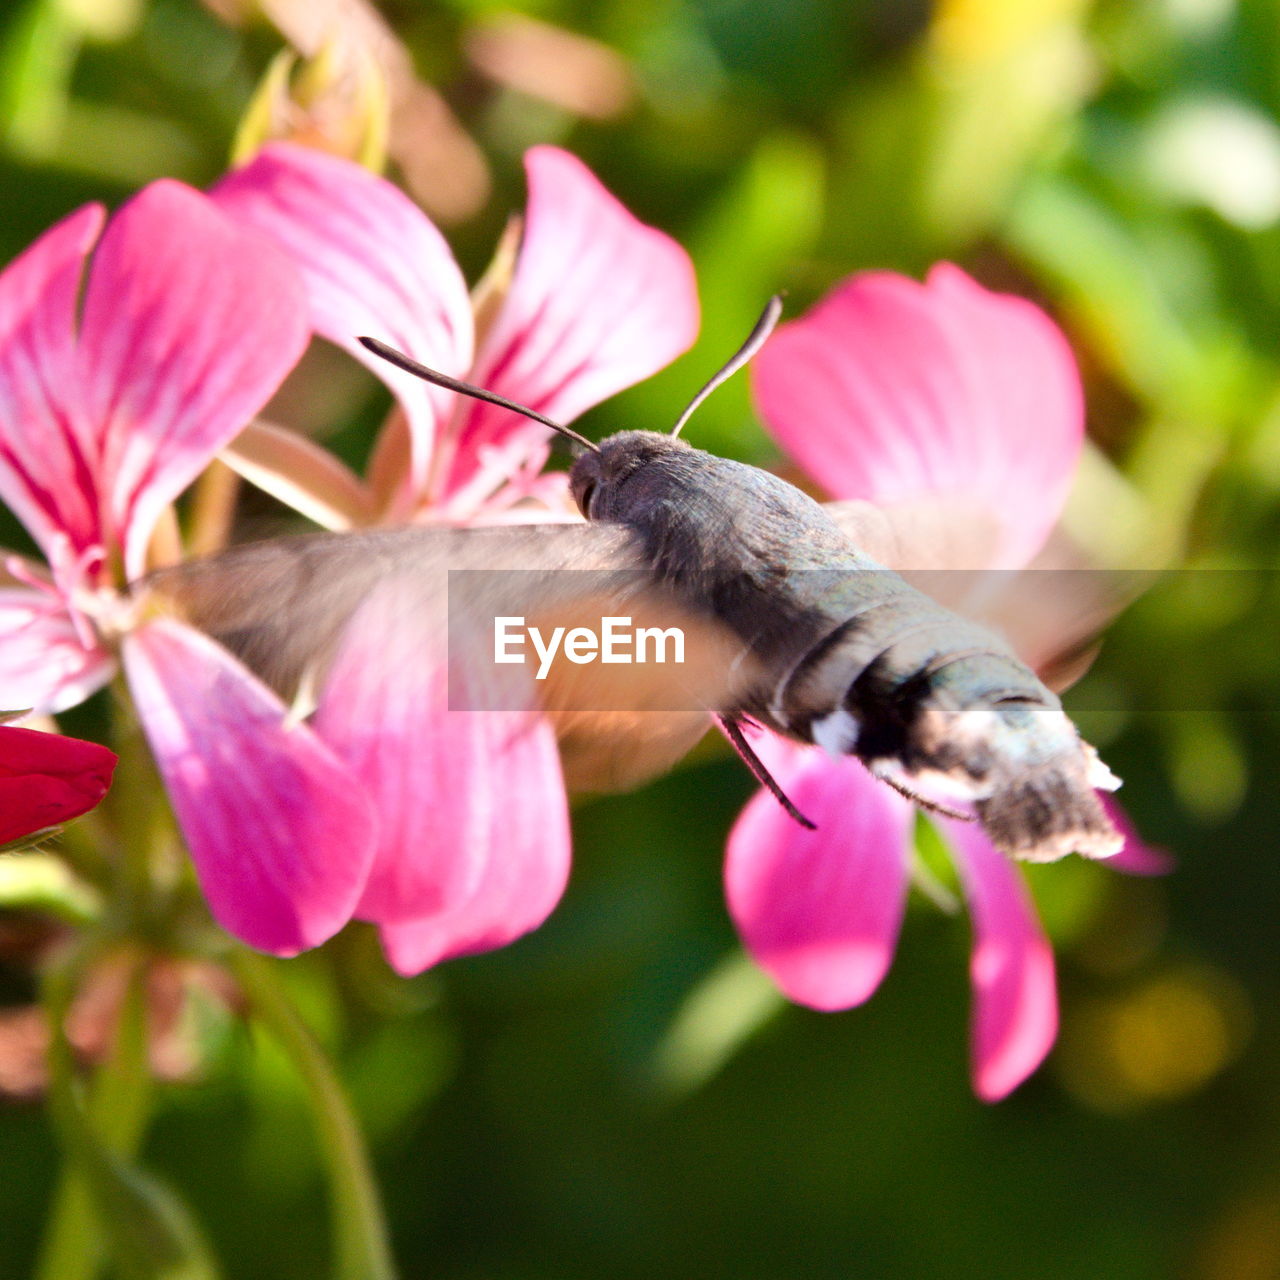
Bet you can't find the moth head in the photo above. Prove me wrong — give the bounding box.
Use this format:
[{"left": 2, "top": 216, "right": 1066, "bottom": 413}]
[
  {"left": 569, "top": 431, "right": 690, "bottom": 520},
  {"left": 358, "top": 293, "right": 786, "bottom": 524}
]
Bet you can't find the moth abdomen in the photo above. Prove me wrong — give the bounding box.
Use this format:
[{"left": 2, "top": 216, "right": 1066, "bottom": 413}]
[
  {"left": 748, "top": 586, "right": 1121, "bottom": 859},
  {"left": 770, "top": 587, "right": 1040, "bottom": 738}
]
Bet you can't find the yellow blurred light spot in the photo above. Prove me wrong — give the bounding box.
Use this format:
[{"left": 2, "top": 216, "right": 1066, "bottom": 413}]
[
  {"left": 1058, "top": 963, "right": 1250, "bottom": 1112},
  {"left": 1164, "top": 0, "right": 1237, "bottom": 39},
  {"left": 0, "top": 853, "right": 100, "bottom": 922},
  {"left": 1107, "top": 975, "right": 1235, "bottom": 1096},
  {"left": 56, "top": 0, "right": 140, "bottom": 42},
  {"left": 1170, "top": 713, "right": 1248, "bottom": 823},
  {"left": 931, "top": 0, "right": 1089, "bottom": 64}
]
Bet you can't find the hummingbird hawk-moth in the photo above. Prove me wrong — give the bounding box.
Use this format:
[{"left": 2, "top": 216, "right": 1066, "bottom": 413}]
[{"left": 152, "top": 298, "right": 1122, "bottom": 863}]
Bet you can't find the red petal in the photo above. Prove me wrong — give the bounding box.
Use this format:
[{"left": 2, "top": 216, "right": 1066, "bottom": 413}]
[{"left": 0, "top": 725, "right": 116, "bottom": 843}]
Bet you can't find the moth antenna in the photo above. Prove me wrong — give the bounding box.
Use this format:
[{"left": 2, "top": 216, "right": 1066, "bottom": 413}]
[
  {"left": 670, "top": 294, "right": 785, "bottom": 439},
  {"left": 357, "top": 336, "right": 601, "bottom": 454},
  {"left": 719, "top": 714, "right": 817, "bottom": 831}
]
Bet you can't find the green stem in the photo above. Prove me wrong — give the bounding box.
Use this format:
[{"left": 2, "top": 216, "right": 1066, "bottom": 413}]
[
  {"left": 35, "top": 944, "right": 152, "bottom": 1280},
  {"left": 229, "top": 950, "right": 397, "bottom": 1280}
]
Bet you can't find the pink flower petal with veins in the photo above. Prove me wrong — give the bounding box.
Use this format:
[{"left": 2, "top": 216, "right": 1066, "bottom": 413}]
[
  {"left": 752, "top": 264, "right": 1083, "bottom": 569},
  {"left": 725, "top": 737, "right": 913, "bottom": 1010},
  {"left": 212, "top": 144, "right": 474, "bottom": 495},
  {"left": 0, "top": 205, "right": 103, "bottom": 563},
  {"left": 444, "top": 147, "right": 700, "bottom": 501},
  {"left": 0, "top": 589, "right": 115, "bottom": 714},
  {"left": 939, "top": 815, "right": 1058, "bottom": 1101},
  {"left": 123, "top": 619, "right": 377, "bottom": 956},
  {"left": 310, "top": 572, "right": 570, "bottom": 974},
  {"left": 78, "top": 181, "right": 310, "bottom": 577},
  {"left": 374, "top": 709, "right": 571, "bottom": 977}
]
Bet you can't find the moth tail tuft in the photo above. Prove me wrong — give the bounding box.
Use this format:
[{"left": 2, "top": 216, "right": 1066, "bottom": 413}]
[{"left": 975, "top": 764, "right": 1123, "bottom": 863}]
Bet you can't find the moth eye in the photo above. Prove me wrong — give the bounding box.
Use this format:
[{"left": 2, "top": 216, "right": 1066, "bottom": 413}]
[{"left": 577, "top": 482, "right": 597, "bottom": 516}]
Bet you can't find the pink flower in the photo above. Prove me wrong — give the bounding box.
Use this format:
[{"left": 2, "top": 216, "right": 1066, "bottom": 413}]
[
  {"left": 204, "top": 143, "right": 699, "bottom": 972},
  {"left": 753, "top": 264, "right": 1083, "bottom": 571},
  {"left": 0, "top": 149, "right": 697, "bottom": 968},
  {"left": 0, "top": 725, "right": 117, "bottom": 844},
  {"left": 0, "top": 180, "right": 380, "bottom": 954},
  {"left": 731, "top": 264, "right": 1160, "bottom": 1099},
  {"left": 210, "top": 142, "right": 699, "bottom": 526}
]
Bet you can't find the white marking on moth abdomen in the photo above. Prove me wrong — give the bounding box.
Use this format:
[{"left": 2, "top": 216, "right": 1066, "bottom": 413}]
[{"left": 810, "top": 706, "right": 860, "bottom": 757}]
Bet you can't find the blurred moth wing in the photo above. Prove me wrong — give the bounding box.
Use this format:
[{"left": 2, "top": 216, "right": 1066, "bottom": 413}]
[
  {"left": 146, "top": 521, "right": 760, "bottom": 793},
  {"left": 146, "top": 481, "right": 1122, "bottom": 856}
]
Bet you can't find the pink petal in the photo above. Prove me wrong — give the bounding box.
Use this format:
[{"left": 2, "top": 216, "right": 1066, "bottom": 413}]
[
  {"left": 0, "top": 724, "right": 116, "bottom": 842},
  {"left": 724, "top": 736, "right": 913, "bottom": 1010},
  {"left": 0, "top": 588, "right": 115, "bottom": 714},
  {"left": 211, "top": 144, "right": 473, "bottom": 497},
  {"left": 122, "top": 619, "right": 377, "bottom": 955},
  {"left": 939, "top": 816, "right": 1058, "bottom": 1101},
  {"left": 0, "top": 205, "right": 103, "bottom": 562},
  {"left": 1100, "top": 793, "right": 1175, "bottom": 876},
  {"left": 751, "top": 264, "right": 1084, "bottom": 569},
  {"left": 78, "top": 180, "right": 310, "bottom": 577},
  {"left": 442, "top": 147, "right": 699, "bottom": 504},
  {"left": 375, "top": 700, "right": 571, "bottom": 975},
  {"left": 349, "top": 608, "right": 571, "bottom": 974},
  {"left": 311, "top": 582, "right": 489, "bottom": 924}
]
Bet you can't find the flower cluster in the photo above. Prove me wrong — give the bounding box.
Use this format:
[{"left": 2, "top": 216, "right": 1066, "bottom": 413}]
[{"left": 0, "top": 144, "right": 697, "bottom": 967}]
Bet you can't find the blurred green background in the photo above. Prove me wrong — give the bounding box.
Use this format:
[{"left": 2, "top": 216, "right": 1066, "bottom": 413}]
[{"left": 3, "top": 0, "right": 1280, "bottom": 1276}]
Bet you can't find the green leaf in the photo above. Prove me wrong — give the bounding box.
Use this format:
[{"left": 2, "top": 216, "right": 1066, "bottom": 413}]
[{"left": 0, "top": 853, "right": 101, "bottom": 922}]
